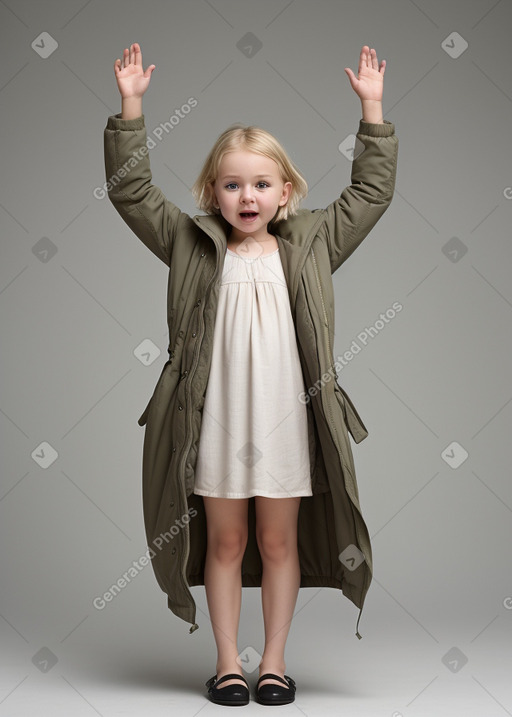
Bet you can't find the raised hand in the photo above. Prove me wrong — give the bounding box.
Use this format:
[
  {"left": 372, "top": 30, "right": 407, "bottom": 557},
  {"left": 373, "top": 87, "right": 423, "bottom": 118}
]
[
  {"left": 344, "top": 46, "right": 386, "bottom": 102},
  {"left": 114, "top": 42, "right": 156, "bottom": 99}
]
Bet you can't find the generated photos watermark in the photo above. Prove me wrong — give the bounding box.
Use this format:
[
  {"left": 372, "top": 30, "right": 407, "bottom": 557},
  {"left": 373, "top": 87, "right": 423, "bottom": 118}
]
[
  {"left": 92, "top": 506, "right": 198, "bottom": 610},
  {"left": 299, "top": 300, "right": 403, "bottom": 404},
  {"left": 93, "top": 96, "right": 198, "bottom": 200}
]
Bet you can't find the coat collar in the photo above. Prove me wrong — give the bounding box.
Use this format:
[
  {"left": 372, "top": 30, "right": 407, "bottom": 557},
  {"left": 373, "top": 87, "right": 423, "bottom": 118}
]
[
  {"left": 191, "top": 212, "right": 231, "bottom": 247},
  {"left": 191, "top": 209, "right": 323, "bottom": 248},
  {"left": 191, "top": 209, "right": 326, "bottom": 308}
]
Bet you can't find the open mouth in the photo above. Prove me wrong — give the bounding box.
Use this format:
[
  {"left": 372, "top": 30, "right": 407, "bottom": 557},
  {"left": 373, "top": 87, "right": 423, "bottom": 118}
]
[{"left": 240, "top": 212, "right": 258, "bottom": 217}]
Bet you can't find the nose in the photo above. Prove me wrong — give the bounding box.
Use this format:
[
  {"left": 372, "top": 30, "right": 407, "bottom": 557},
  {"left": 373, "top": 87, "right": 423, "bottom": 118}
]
[{"left": 240, "top": 184, "right": 255, "bottom": 203}]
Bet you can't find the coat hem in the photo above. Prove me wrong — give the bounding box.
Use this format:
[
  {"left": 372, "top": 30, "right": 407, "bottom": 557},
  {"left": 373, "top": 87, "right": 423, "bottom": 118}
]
[
  {"left": 189, "top": 573, "right": 344, "bottom": 590},
  {"left": 177, "top": 575, "right": 367, "bottom": 639}
]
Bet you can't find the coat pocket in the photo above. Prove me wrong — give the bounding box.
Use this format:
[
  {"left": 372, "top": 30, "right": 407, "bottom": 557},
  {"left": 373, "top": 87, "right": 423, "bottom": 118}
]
[{"left": 334, "top": 382, "right": 369, "bottom": 444}]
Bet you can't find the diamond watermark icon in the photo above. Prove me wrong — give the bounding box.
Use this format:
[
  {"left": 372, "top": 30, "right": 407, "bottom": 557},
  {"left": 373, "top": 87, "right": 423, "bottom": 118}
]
[
  {"left": 134, "top": 339, "right": 161, "bottom": 366},
  {"left": 441, "top": 441, "right": 468, "bottom": 469},
  {"left": 339, "top": 544, "right": 365, "bottom": 571},
  {"left": 441, "top": 32, "right": 468, "bottom": 60},
  {"left": 237, "top": 645, "right": 262, "bottom": 674},
  {"left": 338, "top": 134, "right": 366, "bottom": 162},
  {"left": 237, "top": 442, "right": 263, "bottom": 468},
  {"left": 31, "top": 32, "right": 58, "bottom": 59},
  {"left": 32, "top": 442, "right": 58, "bottom": 469},
  {"left": 442, "top": 237, "right": 468, "bottom": 263},
  {"left": 32, "top": 237, "right": 58, "bottom": 263},
  {"left": 236, "top": 32, "right": 263, "bottom": 58},
  {"left": 441, "top": 646, "right": 468, "bottom": 673},
  {"left": 32, "top": 647, "right": 58, "bottom": 673}
]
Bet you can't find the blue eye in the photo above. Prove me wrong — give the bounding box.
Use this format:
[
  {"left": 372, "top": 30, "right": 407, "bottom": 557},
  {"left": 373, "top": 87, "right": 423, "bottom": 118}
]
[{"left": 224, "top": 182, "right": 270, "bottom": 190}]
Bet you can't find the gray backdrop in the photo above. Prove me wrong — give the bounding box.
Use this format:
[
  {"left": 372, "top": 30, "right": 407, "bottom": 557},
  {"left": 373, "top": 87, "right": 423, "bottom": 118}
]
[{"left": 1, "top": 1, "right": 511, "bottom": 715}]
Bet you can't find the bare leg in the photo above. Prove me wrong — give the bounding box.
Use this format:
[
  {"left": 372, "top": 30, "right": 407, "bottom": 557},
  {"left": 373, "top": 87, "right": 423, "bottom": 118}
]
[
  {"left": 203, "top": 496, "right": 249, "bottom": 688},
  {"left": 254, "top": 496, "right": 302, "bottom": 689}
]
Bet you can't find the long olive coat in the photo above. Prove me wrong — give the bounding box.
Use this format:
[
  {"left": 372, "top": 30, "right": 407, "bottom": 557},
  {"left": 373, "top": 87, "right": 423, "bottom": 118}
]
[{"left": 103, "top": 112, "right": 398, "bottom": 639}]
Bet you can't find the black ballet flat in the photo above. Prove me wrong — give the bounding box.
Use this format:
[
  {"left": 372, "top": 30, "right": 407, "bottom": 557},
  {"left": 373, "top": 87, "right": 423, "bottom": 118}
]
[
  {"left": 205, "top": 673, "right": 250, "bottom": 706},
  {"left": 256, "top": 673, "right": 296, "bottom": 705}
]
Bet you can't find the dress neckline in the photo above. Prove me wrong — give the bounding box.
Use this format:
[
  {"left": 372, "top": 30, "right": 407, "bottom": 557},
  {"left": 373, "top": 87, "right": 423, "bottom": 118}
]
[{"left": 226, "top": 247, "right": 279, "bottom": 259}]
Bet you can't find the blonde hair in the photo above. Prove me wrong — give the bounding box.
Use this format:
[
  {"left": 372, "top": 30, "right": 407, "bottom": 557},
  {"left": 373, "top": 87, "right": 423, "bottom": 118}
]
[{"left": 191, "top": 123, "right": 308, "bottom": 224}]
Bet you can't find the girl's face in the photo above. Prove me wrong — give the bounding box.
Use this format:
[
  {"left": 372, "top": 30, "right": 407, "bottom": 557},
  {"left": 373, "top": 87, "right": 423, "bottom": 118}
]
[{"left": 212, "top": 150, "right": 291, "bottom": 242}]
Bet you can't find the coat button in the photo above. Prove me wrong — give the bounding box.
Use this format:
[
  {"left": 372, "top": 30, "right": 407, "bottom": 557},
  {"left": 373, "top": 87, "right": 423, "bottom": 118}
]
[
  {"left": 172, "top": 447, "right": 176, "bottom": 452},
  {"left": 192, "top": 332, "right": 196, "bottom": 338},
  {"left": 178, "top": 405, "right": 183, "bottom": 410},
  {"left": 201, "top": 252, "right": 205, "bottom": 257},
  {"left": 171, "top": 547, "right": 176, "bottom": 554},
  {"left": 196, "top": 299, "right": 201, "bottom": 306},
  {"left": 170, "top": 501, "right": 174, "bottom": 507},
  {"left": 179, "top": 330, "right": 184, "bottom": 337}
]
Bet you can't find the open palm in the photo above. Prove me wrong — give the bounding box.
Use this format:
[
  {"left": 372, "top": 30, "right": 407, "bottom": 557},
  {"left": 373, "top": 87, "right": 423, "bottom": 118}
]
[
  {"left": 344, "top": 46, "right": 385, "bottom": 101},
  {"left": 114, "top": 42, "right": 155, "bottom": 99}
]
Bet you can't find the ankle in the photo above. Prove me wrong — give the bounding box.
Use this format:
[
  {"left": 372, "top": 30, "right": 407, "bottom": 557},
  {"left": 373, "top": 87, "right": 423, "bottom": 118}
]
[
  {"left": 258, "top": 658, "right": 286, "bottom": 675},
  {"left": 216, "top": 656, "right": 243, "bottom": 675}
]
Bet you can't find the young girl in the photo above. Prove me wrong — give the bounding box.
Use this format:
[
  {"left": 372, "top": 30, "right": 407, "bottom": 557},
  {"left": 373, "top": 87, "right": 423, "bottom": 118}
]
[{"left": 107, "top": 42, "right": 397, "bottom": 707}]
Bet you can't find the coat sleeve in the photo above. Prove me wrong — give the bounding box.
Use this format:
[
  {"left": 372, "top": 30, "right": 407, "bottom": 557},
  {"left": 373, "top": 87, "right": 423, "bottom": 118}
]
[
  {"left": 319, "top": 118, "right": 398, "bottom": 274},
  {"left": 103, "top": 112, "right": 185, "bottom": 266}
]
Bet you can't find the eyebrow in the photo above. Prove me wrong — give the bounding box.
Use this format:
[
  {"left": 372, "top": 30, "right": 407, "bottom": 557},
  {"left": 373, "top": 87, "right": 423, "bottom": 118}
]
[{"left": 220, "top": 174, "right": 273, "bottom": 180}]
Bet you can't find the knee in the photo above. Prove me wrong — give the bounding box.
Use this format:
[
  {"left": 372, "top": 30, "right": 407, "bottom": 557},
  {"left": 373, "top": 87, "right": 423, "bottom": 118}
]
[
  {"left": 209, "top": 528, "right": 247, "bottom": 563},
  {"left": 256, "top": 529, "right": 294, "bottom": 563}
]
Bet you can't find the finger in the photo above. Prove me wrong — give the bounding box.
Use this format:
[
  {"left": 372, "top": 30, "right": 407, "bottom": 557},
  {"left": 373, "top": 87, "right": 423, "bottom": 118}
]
[
  {"left": 134, "top": 42, "right": 142, "bottom": 66},
  {"left": 359, "top": 45, "right": 368, "bottom": 73},
  {"left": 344, "top": 67, "right": 357, "bottom": 84},
  {"left": 122, "top": 47, "right": 128, "bottom": 70},
  {"left": 114, "top": 59, "right": 120, "bottom": 75}
]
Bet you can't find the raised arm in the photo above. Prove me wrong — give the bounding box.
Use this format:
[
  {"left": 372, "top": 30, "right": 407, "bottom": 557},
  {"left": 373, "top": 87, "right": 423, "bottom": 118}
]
[
  {"left": 103, "top": 43, "right": 184, "bottom": 266},
  {"left": 320, "top": 46, "right": 398, "bottom": 273}
]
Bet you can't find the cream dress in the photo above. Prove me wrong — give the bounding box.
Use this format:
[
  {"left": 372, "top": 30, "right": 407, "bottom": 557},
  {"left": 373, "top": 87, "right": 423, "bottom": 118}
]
[{"left": 193, "top": 245, "right": 312, "bottom": 499}]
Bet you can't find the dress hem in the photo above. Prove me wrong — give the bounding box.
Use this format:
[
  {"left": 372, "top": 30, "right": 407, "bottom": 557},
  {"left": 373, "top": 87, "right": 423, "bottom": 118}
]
[{"left": 193, "top": 489, "right": 313, "bottom": 499}]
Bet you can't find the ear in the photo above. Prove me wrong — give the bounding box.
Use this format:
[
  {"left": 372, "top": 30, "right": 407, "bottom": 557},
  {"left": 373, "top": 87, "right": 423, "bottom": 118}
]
[{"left": 278, "top": 181, "right": 292, "bottom": 207}]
